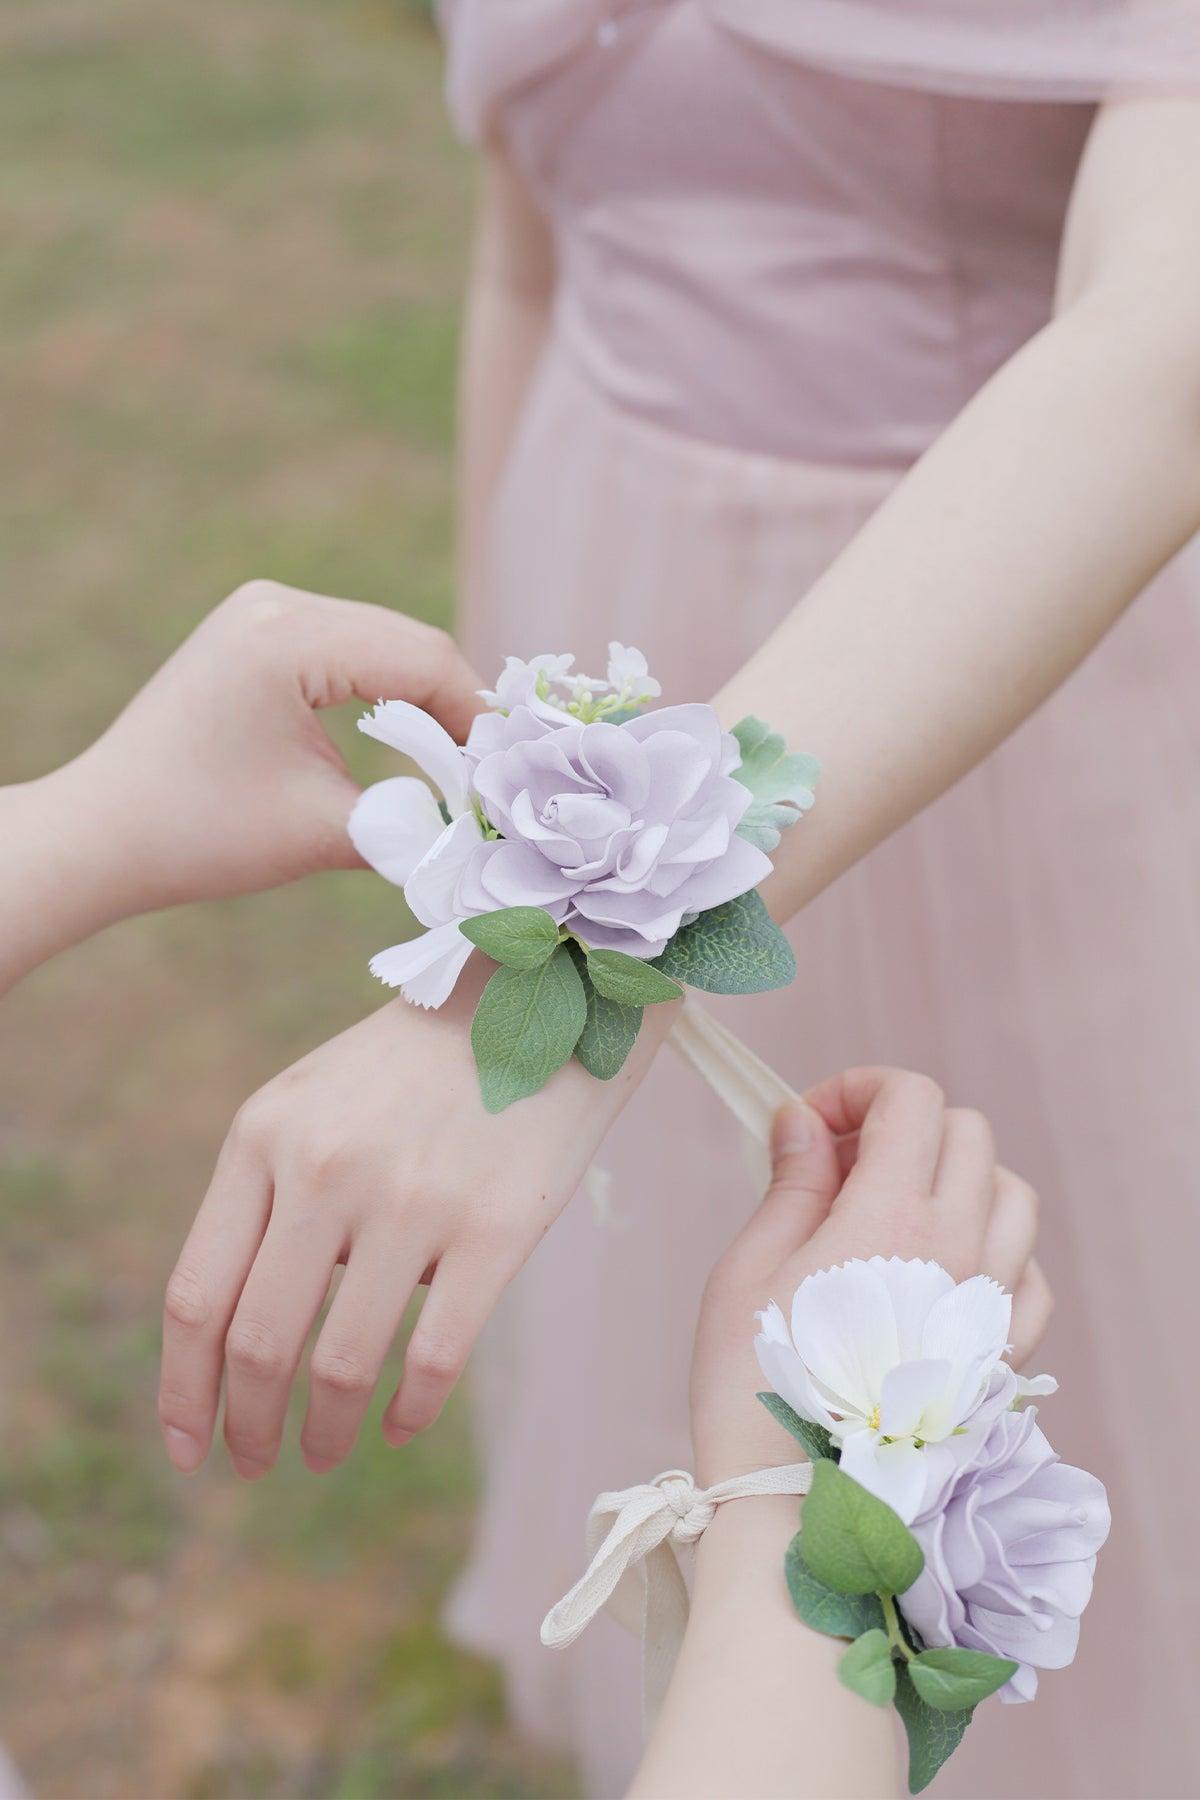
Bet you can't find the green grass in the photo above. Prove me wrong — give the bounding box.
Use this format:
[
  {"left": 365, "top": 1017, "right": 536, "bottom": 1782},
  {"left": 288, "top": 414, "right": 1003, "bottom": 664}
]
[{"left": 0, "top": 2, "right": 575, "bottom": 1793}]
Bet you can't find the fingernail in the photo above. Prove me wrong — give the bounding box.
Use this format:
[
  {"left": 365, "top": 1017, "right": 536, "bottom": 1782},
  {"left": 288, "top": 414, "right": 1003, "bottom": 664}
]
[
  {"left": 384, "top": 1425, "right": 413, "bottom": 1449},
  {"left": 164, "top": 1427, "right": 203, "bottom": 1473},
  {"left": 774, "top": 1101, "right": 814, "bottom": 1157}
]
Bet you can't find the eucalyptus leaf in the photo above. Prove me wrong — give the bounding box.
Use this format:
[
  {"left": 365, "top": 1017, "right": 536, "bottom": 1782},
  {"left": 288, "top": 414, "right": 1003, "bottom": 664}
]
[
  {"left": 730, "top": 714, "right": 820, "bottom": 853},
  {"left": 471, "top": 947, "right": 587, "bottom": 1113},
  {"left": 893, "top": 1662, "right": 975, "bottom": 1795},
  {"left": 908, "top": 1647, "right": 1017, "bottom": 1712},
  {"left": 798, "top": 1460, "right": 925, "bottom": 1597},
  {"left": 460, "top": 906, "right": 560, "bottom": 970},
  {"left": 838, "top": 1629, "right": 896, "bottom": 1707},
  {"left": 757, "top": 1391, "right": 838, "bottom": 1464},
  {"left": 573, "top": 965, "right": 643, "bottom": 1080},
  {"left": 585, "top": 947, "right": 683, "bottom": 1007},
  {"left": 785, "top": 1538, "right": 886, "bottom": 1641},
  {"left": 651, "top": 891, "right": 796, "bottom": 995}
]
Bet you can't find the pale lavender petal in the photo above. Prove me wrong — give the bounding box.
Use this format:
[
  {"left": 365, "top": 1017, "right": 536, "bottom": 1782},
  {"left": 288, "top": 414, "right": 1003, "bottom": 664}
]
[
  {"left": 670, "top": 834, "right": 774, "bottom": 913},
  {"left": 577, "top": 722, "right": 651, "bottom": 808},
  {"left": 626, "top": 703, "right": 723, "bottom": 774},
  {"left": 404, "top": 813, "right": 486, "bottom": 929},
  {"left": 478, "top": 840, "right": 578, "bottom": 909}
]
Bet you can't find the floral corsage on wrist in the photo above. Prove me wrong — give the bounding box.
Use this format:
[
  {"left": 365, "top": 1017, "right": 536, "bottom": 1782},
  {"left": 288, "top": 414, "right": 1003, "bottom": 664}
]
[
  {"left": 757, "top": 1257, "right": 1111, "bottom": 1793},
  {"left": 349, "top": 646, "right": 817, "bottom": 1110}
]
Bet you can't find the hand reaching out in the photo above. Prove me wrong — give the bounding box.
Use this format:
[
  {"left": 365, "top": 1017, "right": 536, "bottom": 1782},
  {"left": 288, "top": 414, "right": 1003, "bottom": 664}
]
[
  {"left": 0, "top": 580, "right": 482, "bottom": 993},
  {"left": 690, "top": 1069, "right": 1052, "bottom": 1487}
]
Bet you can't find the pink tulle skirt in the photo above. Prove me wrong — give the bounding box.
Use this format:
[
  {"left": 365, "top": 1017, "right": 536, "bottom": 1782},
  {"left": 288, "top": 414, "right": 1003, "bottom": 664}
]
[{"left": 451, "top": 342, "right": 1200, "bottom": 1799}]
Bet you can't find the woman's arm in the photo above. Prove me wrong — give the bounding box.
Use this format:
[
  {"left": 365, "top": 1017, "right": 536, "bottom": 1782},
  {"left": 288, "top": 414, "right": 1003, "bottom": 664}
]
[
  {"left": 720, "top": 97, "right": 1200, "bottom": 921},
  {"left": 631, "top": 1078, "right": 1051, "bottom": 1799},
  {"left": 0, "top": 582, "right": 480, "bottom": 997},
  {"left": 458, "top": 145, "right": 555, "bottom": 607}
]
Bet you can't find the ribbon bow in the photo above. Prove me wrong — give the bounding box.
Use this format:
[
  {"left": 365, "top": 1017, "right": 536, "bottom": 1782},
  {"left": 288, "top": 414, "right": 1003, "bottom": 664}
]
[{"left": 540, "top": 1463, "right": 813, "bottom": 1723}]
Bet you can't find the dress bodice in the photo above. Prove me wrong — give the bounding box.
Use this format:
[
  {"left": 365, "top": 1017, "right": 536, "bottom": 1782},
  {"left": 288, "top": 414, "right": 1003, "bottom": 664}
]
[{"left": 439, "top": 2, "right": 1195, "bottom": 463}]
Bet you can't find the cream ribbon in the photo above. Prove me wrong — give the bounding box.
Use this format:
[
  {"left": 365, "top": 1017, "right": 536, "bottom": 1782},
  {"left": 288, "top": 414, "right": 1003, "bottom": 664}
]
[
  {"left": 667, "top": 990, "right": 801, "bottom": 1149},
  {"left": 540, "top": 1462, "right": 812, "bottom": 1724}
]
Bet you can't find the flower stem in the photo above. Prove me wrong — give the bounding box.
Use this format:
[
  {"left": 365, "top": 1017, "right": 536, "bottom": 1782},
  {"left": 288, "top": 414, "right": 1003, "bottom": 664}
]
[{"left": 880, "top": 1592, "right": 914, "bottom": 1662}]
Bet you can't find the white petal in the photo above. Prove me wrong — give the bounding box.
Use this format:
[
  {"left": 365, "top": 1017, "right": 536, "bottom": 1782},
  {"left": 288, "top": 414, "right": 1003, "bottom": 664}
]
[
  {"left": 358, "top": 700, "right": 470, "bottom": 816},
  {"left": 868, "top": 1257, "right": 956, "bottom": 1361},
  {"left": 839, "top": 1431, "right": 930, "bottom": 1525},
  {"left": 404, "top": 812, "right": 486, "bottom": 928},
  {"left": 921, "top": 1273, "right": 1011, "bottom": 1369},
  {"left": 369, "top": 921, "right": 474, "bottom": 1009},
  {"left": 788, "top": 1260, "right": 900, "bottom": 1421},
  {"left": 877, "top": 1358, "right": 953, "bottom": 1440},
  {"left": 1015, "top": 1371, "right": 1059, "bottom": 1400},
  {"left": 754, "top": 1304, "right": 840, "bottom": 1432},
  {"left": 347, "top": 777, "right": 446, "bottom": 888}
]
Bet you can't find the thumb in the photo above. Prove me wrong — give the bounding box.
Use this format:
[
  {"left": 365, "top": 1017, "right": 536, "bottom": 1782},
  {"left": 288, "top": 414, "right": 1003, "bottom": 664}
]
[{"left": 728, "top": 1100, "right": 843, "bottom": 1276}]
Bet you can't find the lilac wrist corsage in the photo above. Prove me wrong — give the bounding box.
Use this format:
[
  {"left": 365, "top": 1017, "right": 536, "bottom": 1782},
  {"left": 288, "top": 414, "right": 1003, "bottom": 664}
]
[
  {"left": 349, "top": 646, "right": 816, "bottom": 1110},
  {"left": 757, "top": 1256, "right": 1110, "bottom": 1792}
]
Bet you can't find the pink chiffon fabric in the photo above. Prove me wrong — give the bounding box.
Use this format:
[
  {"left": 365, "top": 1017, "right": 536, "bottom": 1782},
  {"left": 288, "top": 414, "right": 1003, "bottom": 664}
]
[{"left": 438, "top": 5, "right": 1200, "bottom": 1796}]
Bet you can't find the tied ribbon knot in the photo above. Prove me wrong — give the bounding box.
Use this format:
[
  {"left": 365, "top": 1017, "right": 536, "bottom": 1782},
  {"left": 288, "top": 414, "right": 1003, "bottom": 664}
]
[{"left": 540, "top": 1462, "right": 813, "bottom": 1724}]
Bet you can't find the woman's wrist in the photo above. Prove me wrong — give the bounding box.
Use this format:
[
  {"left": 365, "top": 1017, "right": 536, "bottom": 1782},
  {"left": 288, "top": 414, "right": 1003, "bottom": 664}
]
[{"left": 0, "top": 752, "right": 141, "bottom": 991}]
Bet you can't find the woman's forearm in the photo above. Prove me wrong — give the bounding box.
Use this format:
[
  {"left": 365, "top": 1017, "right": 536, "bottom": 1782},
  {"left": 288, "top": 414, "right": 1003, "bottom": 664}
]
[
  {"left": 716, "top": 98, "right": 1200, "bottom": 925},
  {"left": 458, "top": 148, "right": 555, "bottom": 608},
  {"left": 630, "top": 1498, "right": 898, "bottom": 1800}
]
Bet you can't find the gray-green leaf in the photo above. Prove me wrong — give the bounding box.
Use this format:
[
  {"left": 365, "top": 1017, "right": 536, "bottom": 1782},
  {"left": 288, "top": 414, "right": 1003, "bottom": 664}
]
[
  {"left": 798, "top": 1460, "right": 925, "bottom": 1597},
  {"left": 584, "top": 947, "right": 683, "bottom": 1007},
  {"left": 785, "top": 1538, "right": 886, "bottom": 1641},
  {"left": 757, "top": 1391, "right": 837, "bottom": 1465},
  {"left": 651, "top": 891, "right": 796, "bottom": 995},
  {"left": 908, "top": 1647, "right": 1017, "bottom": 1712},
  {"left": 573, "top": 967, "right": 643, "bottom": 1081},
  {"left": 460, "top": 906, "right": 560, "bottom": 970},
  {"left": 471, "top": 947, "right": 587, "bottom": 1112},
  {"left": 893, "top": 1662, "right": 975, "bottom": 1794},
  {"left": 838, "top": 1629, "right": 897, "bottom": 1707},
  {"left": 730, "top": 714, "right": 820, "bottom": 853}
]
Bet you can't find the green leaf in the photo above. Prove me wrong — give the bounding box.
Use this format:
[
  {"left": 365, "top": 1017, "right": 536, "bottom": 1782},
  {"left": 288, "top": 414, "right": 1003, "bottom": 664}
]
[
  {"left": 730, "top": 714, "right": 820, "bottom": 853},
  {"left": 573, "top": 964, "right": 643, "bottom": 1081},
  {"left": 908, "top": 1647, "right": 1018, "bottom": 1712},
  {"left": 893, "top": 1662, "right": 975, "bottom": 1794},
  {"left": 838, "top": 1629, "right": 897, "bottom": 1707},
  {"left": 584, "top": 947, "right": 683, "bottom": 1006},
  {"left": 651, "top": 892, "right": 796, "bottom": 995},
  {"left": 460, "top": 906, "right": 560, "bottom": 970},
  {"left": 471, "top": 947, "right": 587, "bottom": 1112},
  {"left": 785, "top": 1538, "right": 886, "bottom": 1641},
  {"left": 757, "top": 1392, "right": 838, "bottom": 1465},
  {"left": 798, "top": 1460, "right": 925, "bottom": 1597}
]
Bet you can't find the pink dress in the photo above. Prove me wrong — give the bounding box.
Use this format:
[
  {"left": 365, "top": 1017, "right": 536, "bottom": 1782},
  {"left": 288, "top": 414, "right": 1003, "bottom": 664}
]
[{"left": 440, "top": 6, "right": 1200, "bottom": 1795}]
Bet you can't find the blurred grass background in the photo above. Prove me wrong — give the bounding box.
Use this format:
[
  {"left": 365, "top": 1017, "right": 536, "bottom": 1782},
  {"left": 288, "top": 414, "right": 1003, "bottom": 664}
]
[{"left": 0, "top": 2, "right": 574, "bottom": 1794}]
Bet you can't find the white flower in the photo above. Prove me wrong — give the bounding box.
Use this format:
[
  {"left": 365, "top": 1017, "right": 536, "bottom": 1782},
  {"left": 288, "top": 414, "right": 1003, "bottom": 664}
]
[
  {"left": 755, "top": 1257, "right": 1051, "bottom": 1522},
  {"left": 606, "top": 641, "right": 661, "bottom": 705},
  {"left": 478, "top": 653, "right": 578, "bottom": 722},
  {"left": 348, "top": 700, "right": 484, "bottom": 1007}
]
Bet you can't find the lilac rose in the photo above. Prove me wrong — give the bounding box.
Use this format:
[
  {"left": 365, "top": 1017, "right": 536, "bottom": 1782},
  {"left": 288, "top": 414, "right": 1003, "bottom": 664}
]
[
  {"left": 464, "top": 701, "right": 772, "bottom": 956},
  {"left": 901, "top": 1405, "right": 1111, "bottom": 1702}
]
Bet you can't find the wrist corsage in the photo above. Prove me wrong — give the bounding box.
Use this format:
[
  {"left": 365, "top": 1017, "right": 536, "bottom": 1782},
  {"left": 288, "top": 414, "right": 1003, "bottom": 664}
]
[
  {"left": 757, "top": 1257, "right": 1111, "bottom": 1793},
  {"left": 349, "top": 646, "right": 817, "bottom": 1111}
]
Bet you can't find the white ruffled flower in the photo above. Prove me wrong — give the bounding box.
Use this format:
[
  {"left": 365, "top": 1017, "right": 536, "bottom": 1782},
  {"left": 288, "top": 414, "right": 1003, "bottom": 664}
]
[
  {"left": 605, "top": 641, "right": 661, "bottom": 706},
  {"left": 348, "top": 700, "right": 484, "bottom": 1007},
  {"left": 478, "top": 653, "right": 578, "bottom": 722},
  {"left": 755, "top": 1257, "right": 1055, "bottom": 1523}
]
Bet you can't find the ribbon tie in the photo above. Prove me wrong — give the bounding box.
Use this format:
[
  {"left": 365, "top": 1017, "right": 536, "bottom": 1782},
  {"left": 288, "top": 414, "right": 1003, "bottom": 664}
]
[{"left": 540, "top": 1462, "right": 813, "bottom": 1724}]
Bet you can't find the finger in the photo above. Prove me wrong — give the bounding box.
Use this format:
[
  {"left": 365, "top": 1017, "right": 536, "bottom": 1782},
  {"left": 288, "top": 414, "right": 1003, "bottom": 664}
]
[
  {"left": 300, "top": 1232, "right": 429, "bottom": 1473},
  {"left": 929, "top": 1107, "right": 996, "bottom": 1274},
  {"left": 382, "top": 1247, "right": 510, "bottom": 1445},
  {"left": 982, "top": 1169, "right": 1040, "bottom": 1293},
  {"left": 222, "top": 1209, "right": 343, "bottom": 1479},
  {"left": 300, "top": 594, "right": 484, "bottom": 741},
  {"left": 720, "top": 1101, "right": 842, "bottom": 1281},
  {"left": 834, "top": 1131, "right": 860, "bottom": 1181},
  {"left": 1009, "top": 1258, "right": 1054, "bottom": 1366},
  {"left": 805, "top": 1067, "right": 946, "bottom": 1192},
  {"left": 159, "top": 1121, "right": 273, "bottom": 1474}
]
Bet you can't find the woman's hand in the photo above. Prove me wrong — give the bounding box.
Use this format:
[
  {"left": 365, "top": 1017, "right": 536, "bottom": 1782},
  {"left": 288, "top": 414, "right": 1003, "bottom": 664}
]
[
  {"left": 691, "top": 1069, "right": 1052, "bottom": 1487},
  {"left": 158, "top": 964, "right": 678, "bottom": 1477},
  {"left": 0, "top": 580, "right": 482, "bottom": 994}
]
